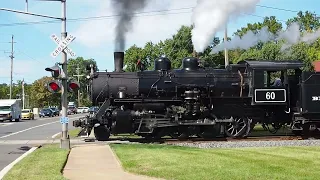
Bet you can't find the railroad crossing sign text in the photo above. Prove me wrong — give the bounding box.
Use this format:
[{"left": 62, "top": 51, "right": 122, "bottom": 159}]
[{"left": 50, "top": 34, "right": 76, "bottom": 58}]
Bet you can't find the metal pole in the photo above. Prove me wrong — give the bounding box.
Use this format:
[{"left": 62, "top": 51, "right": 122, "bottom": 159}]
[
  {"left": 22, "top": 79, "right": 25, "bottom": 109},
  {"left": 77, "top": 65, "right": 80, "bottom": 106},
  {"left": 10, "top": 35, "right": 14, "bottom": 99},
  {"left": 73, "top": 64, "right": 84, "bottom": 106},
  {"left": 60, "top": 0, "right": 70, "bottom": 149},
  {"left": 224, "top": 27, "right": 229, "bottom": 68},
  {"left": 25, "top": 0, "right": 28, "bottom": 12}
]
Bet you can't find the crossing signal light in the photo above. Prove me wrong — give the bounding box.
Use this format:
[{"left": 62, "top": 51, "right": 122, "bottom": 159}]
[
  {"left": 45, "top": 64, "right": 61, "bottom": 78},
  {"left": 68, "top": 80, "right": 80, "bottom": 92},
  {"left": 47, "top": 80, "right": 61, "bottom": 93}
]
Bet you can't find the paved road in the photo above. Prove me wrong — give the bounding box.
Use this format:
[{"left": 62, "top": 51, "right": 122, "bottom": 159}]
[{"left": 0, "top": 113, "right": 85, "bottom": 172}]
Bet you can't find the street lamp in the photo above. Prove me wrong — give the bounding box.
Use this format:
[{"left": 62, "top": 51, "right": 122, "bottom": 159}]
[{"left": 0, "top": 0, "right": 71, "bottom": 149}]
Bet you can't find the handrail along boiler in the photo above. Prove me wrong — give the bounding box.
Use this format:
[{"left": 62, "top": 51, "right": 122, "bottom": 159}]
[{"left": 73, "top": 52, "right": 320, "bottom": 140}]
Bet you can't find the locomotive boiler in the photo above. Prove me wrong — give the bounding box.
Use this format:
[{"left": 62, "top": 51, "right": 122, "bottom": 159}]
[{"left": 74, "top": 51, "right": 320, "bottom": 141}]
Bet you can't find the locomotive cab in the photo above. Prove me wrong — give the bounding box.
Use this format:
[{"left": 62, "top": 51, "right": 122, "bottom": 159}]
[{"left": 239, "top": 60, "right": 304, "bottom": 107}]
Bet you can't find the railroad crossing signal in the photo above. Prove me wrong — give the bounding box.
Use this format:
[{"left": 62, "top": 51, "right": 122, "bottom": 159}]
[
  {"left": 45, "top": 63, "right": 80, "bottom": 94},
  {"left": 45, "top": 64, "right": 61, "bottom": 78},
  {"left": 68, "top": 80, "right": 80, "bottom": 93},
  {"left": 50, "top": 34, "right": 76, "bottom": 58},
  {"left": 47, "top": 80, "right": 61, "bottom": 93}
]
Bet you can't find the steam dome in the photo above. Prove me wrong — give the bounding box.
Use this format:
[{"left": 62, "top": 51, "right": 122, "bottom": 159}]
[
  {"left": 154, "top": 57, "right": 171, "bottom": 71},
  {"left": 182, "top": 57, "right": 199, "bottom": 70}
]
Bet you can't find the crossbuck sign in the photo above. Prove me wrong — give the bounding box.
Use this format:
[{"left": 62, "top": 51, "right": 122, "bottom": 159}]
[{"left": 50, "top": 34, "right": 76, "bottom": 58}]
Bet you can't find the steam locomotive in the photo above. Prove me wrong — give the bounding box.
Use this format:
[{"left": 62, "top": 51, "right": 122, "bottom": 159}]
[{"left": 73, "top": 52, "right": 320, "bottom": 141}]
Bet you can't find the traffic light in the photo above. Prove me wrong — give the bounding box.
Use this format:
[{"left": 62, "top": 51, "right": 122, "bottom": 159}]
[
  {"left": 45, "top": 64, "right": 61, "bottom": 78},
  {"left": 68, "top": 80, "right": 80, "bottom": 92},
  {"left": 47, "top": 80, "right": 61, "bottom": 93}
]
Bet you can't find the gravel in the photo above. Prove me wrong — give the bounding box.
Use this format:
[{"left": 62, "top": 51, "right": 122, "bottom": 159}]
[{"left": 167, "top": 139, "right": 320, "bottom": 149}]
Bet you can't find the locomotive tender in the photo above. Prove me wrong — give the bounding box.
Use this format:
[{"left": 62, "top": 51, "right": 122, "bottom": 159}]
[{"left": 73, "top": 52, "right": 320, "bottom": 141}]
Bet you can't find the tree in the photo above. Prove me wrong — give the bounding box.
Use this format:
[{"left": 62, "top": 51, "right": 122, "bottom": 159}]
[
  {"left": 234, "top": 16, "right": 283, "bottom": 37},
  {"left": 29, "top": 76, "right": 60, "bottom": 108},
  {"left": 67, "top": 57, "right": 98, "bottom": 104},
  {"left": 286, "top": 11, "right": 320, "bottom": 32}
]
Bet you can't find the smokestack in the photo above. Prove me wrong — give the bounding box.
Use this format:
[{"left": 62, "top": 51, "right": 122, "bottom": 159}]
[{"left": 114, "top": 52, "right": 124, "bottom": 72}]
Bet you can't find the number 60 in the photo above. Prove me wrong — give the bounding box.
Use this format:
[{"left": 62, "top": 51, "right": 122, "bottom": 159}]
[{"left": 266, "top": 92, "right": 275, "bottom": 100}]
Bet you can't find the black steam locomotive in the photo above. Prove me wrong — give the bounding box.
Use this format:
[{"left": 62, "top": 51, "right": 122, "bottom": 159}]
[{"left": 73, "top": 52, "right": 320, "bottom": 141}]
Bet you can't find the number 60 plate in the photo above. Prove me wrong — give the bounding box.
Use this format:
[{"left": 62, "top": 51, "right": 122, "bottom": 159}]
[{"left": 254, "top": 89, "right": 286, "bottom": 103}]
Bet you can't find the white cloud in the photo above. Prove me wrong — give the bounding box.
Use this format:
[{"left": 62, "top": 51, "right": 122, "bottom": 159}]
[
  {"left": 73, "top": 0, "right": 196, "bottom": 49},
  {"left": 0, "top": 58, "right": 46, "bottom": 84}
]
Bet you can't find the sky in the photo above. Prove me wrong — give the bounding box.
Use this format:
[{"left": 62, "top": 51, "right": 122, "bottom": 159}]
[{"left": 0, "top": 0, "right": 319, "bottom": 85}]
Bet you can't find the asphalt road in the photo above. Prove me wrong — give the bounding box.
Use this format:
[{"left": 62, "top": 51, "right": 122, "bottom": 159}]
[{"left": 0, "top": 113, "right": 85, "bottom": 172}]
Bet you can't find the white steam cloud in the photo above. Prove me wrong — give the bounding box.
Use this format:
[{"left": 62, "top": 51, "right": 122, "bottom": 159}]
[
  {"left": 191, "top": 0, "right": 261, "bottom": 53},
  {"left": 210, "top": 22, "right": 320, "bottom": 53},
  {"left": 211, "top": 26, "right": 274, "bottom": 53}
]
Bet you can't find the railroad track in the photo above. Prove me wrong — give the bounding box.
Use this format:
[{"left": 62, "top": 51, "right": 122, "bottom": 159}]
[
  {"left": 100, "top": 135, "right": 313, "bottom": 144},
  {"left": 162, "top": 135, "right": 304, "bottom": 144}
]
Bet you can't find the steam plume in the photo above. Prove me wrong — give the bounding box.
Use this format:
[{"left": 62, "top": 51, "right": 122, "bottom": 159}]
[
  {"left": 211, "top": 26, "right": 273, "bottom": 53},
  {"left": 112, "top": 0, "right": 147, "bottom": 51},
  {"left": 191, "top": 0, "right": 261, "bottom": 53},
  {"left": 211, "top": 22, "right": 320, "bottom": 53},
  {"left": 277, "top": 22, "right": 300, "bottom": 51}
]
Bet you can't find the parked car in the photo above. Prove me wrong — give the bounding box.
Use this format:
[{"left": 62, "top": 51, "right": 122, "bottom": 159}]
[
  {"left": 68, "top": 106, "right": 77, "bottom": 114},
  {"left": 49, "top": 107, "right": 59, "bottom": 116},
  {"left": 39, "top": 108, "right": 54, "bottom": 118},
  {"left": 88, "top": 106, "right": 99, "bottom": 114},
  {"left": 77, "top": 107, "right": 89, "bottom": 113},
  {"left": 21, "top": 109, "right": 34, "bottom": 120}
]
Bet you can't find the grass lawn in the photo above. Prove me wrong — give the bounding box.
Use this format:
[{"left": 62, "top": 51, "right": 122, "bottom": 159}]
[
  {"left": 3, "top": 144, "right": 68, "bottom": 180},
  {"left": 111, "top": 144, "right": 320, "bottom": 180},
  {"left": 55, "top": 128, "right": 82, "bottom": 139}
]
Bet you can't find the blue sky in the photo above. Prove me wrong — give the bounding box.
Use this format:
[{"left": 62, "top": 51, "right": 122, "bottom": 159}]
[{"left": 0, "top": 0, "right": 319, "bottom": 84}]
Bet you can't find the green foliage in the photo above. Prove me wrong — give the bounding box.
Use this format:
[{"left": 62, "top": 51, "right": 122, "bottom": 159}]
[
  {"left": 29, "top": 76, "right": 60, "bottom": 108},
  {"left": 67, "top": 57, "right": 98, "bottom": 106}
]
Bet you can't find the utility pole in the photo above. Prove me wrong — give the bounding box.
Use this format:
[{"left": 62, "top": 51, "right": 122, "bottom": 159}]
[
  {"left": 224, "top": 26, "right": 229, "bottom": 68},
  {"left": 22, "top": 79, "right": 25, "bottom": 109},
  {"left": 73, "top": 64, "right": 84, "bottom": 107},
  {"left": 25, "top": 0, "right": 28, "bottom": 12},
  {"left": 9, "top": 35, "right": 14, "bottom": 99}
]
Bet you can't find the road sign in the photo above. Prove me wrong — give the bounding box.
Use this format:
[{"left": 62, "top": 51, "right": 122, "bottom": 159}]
[
  {"left": 60, "top": 116, "right": 69, "bottom": 124},
  {"left": 50, "top": 34, "right": 76, "bottom": 58},
  {"left": 50, "top": 34, "right": 76, "bottom": 57}
]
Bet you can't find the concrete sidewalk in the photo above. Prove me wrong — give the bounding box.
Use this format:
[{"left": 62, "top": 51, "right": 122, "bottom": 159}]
[{"left": 63, "top": 144, "right": 161, "bottom": 180}]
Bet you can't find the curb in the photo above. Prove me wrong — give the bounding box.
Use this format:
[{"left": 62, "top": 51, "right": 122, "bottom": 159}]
[
  {"left": 0, "top": 146, "right": 39, "bottom": 180},
  {"left": 52, "top": 132, "right": 61, "bottom": 139}
]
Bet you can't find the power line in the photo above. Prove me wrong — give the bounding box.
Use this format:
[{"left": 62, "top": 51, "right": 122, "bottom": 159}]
[
  {"left": 0, "top": 4, "right": 309, "bottom": 28},
  {"left": 0, "top": 7, "right": 193, "bottom": 27}
]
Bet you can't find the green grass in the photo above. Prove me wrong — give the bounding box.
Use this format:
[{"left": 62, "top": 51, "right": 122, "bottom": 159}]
[
  {"left": 110, "top": 144, "right": 320, "bottom": 180},
  {"left": 55, "top": 128, "right": 82, "bottom": 139},
  {"left": 3, "top": 144, "right": 69, "bottom": 180}
]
